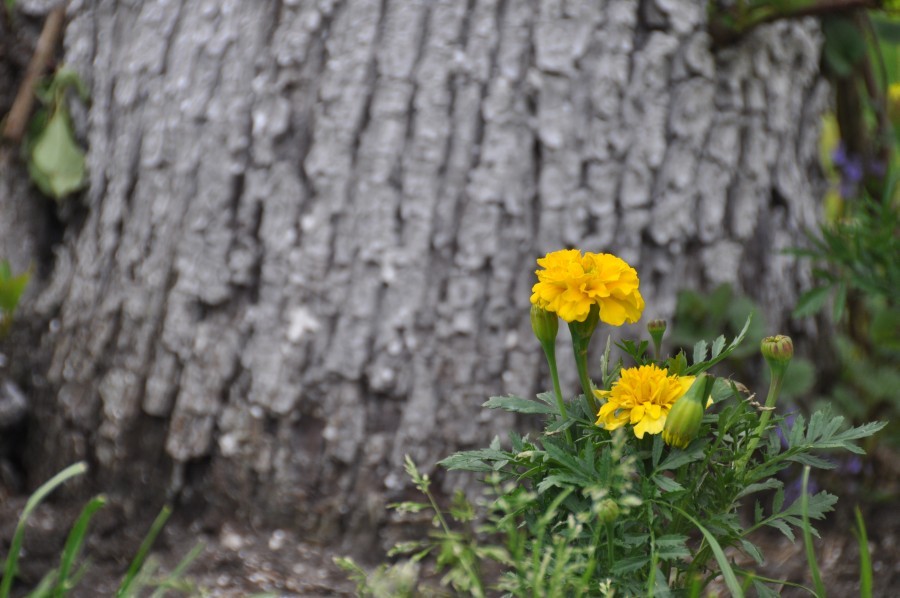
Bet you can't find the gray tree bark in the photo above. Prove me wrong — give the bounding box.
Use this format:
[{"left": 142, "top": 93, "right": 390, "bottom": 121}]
[{"left": 2, "top": 0, "right": 826, "bottom": 546}]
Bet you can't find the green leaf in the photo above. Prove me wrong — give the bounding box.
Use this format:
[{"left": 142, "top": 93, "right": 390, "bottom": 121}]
[
  {"left": 611, "top": 555, "right": 650, "bottom": 575},
  {"left": 767, "top": 518, "right": 795, "bottom": 541},
  {"left": 684, "top": 315, "right": 753, "bottom": 375},
  {"left": 832, "top": 280, "right": 847, "bottom": 321},
  {"left": 29, "top": 103, "right": 87, "bottom": 200},
  {"left": 792, "top": 286, "right": 831, "bottom": 318},
  {"left": 736, "top": 479, "right": 782, "bottom": 500},
  {"left": 655, "top": 441, "right": 706, "bottom": 472},
  {"left": 543, "top": 441, "right": 593, "bottom": 480},
  {"left": 822, "top": 17, "right": 868, "bottom": 77},
  {"left": 710, "top": 335, "right": 726, "bottom": 359},
  {"left": 655, "top": 535, "right": 690, "bottom": 560},
  {"left": 653, "top": 475, "right": 685, "bottom": 493},
  {"left": 801, "top": 468, "right": 826, "bottom": 598},
  {"left": 439, "top": 448, "right": 510, "bottom": 472},
  {"left": 666, "top": 351, "right": 688, "bottom": 376},
  {"left": 872, "top": 13, "right": 900, "bottom": 44},
  {"left": 740, "top": 539, "right": 764, "bottom": 565},
  {"left": 483, "top": 395, "right": 556, "bottom": 415},
  {"left": 0, "top": 262, "right": 30, "bottom": 314},
  {"left": 1, "top": 463, "right": 88, "bottom": 598},
  {"left": 854, "top": 506, "right": 873, "bottom": 598},
  {"left": 692, "top": 340, "right": 708, "bottom": 365},
  {"left": 665, "top": 504, "right": 744, "bottom": 598}
]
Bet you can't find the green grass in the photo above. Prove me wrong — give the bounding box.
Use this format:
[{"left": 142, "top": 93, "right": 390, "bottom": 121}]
[{"left": 0, "top": 463, "right": 201, "bottom": 597}]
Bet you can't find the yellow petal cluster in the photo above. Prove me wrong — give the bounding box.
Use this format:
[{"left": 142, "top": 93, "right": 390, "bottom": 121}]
[
  {"left": 530, "top": 249, "right": 645, "bottom": 325},
  {"left": 594, "top": 365, "right": 694, "bottom": 439}
]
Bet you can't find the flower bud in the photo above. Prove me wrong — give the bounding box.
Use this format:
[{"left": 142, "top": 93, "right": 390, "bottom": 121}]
[
  {"left": 647, "top": 319, "right": 667, "bottom": 357},
  {"left": 530, "top": 304, "right": 559, "bottom": 347},
  {"left": 596, "top": 498, "right": 620, "bottom": 524},
  {"left": 761, "top": 335, "right": 793, "bottom": 380},
  {"left": 647, "top": 319, "right": 667, "bottom": 336},
  {"left": 663, "top": 374, "right": 714, "bottom": 449}
]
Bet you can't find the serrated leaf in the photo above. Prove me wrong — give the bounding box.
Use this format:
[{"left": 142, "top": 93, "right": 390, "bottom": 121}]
[
  {"left": 622, "top": 533, "right": 649, "bottom": 546},
  {"left": 773, "top": 486, "right": 785, "bottom": 514},
  {"left": 536, "top": 473, "right": 587, "bottom": 492},
  {"left": 766, "top": 518, "right": 795, "bottom": 541},
  {"left": 667, "top": 351, "right": 688, "bottom": 376},
  {"left": 611, "top": 555, "right": 649, "bottom": 575},
  {"left": 655, "top": 534, "right": 690, "bottom": 560},
  {"left": 788, "top": 453, "right": 837, "bottom": 469},
  {"left": 483, "top": 395, "right": 556, "bottom": 415},
  {"left": 740, "top": 539, "right": 765, "bottom": 565},
  {"left": 656, "top": 441, "right": 706, "bottom": 472},
  {"left": 684, "top": 315, "right": 753, "bottom": 375},
  {"left": 545, "top": 417, "right": 575, "bottom": 435},
  {"left": 710, "top": 335, "right": 726, "bottom": 359},
  {"left": 653, "top": 475, "right": 685, "bottom": 493},
  {"left": 439, "top": 448, "right": 509, "bottom": 472},
  {"left": 543, "top": 441, "right": 593, "bottom": 480},
  {"left": 692, "top": 340, "right": 708, "bottom": 365},
  {"left": 736, "top": 479, "right": 782, "bottom": 500}
]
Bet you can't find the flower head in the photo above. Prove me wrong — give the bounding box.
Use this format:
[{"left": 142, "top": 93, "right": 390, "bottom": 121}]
[
  {"left": 594, "top": 365, "right": 694, "bottom": 439},
  {"left": 530, "top": 249, "right": 644, "bottom": 325}
]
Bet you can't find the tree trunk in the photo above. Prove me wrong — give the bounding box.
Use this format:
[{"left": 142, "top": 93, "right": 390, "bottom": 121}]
[{"left": 2, "top": 0, "right": 826, "bottom": 546}]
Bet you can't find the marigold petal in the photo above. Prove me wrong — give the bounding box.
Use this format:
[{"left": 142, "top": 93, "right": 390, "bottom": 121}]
[{"left": 634, "top": 415, "right": 666, "bottom": 439}]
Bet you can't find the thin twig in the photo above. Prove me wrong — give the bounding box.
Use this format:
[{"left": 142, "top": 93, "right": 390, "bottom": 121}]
[{"left": 1, "top": 4, "right": 66, "bottom": 143}]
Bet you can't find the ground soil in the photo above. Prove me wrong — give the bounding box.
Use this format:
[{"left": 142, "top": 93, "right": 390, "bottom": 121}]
[{"left": 1, "top": 449, "right": 898, "bottom": 597}]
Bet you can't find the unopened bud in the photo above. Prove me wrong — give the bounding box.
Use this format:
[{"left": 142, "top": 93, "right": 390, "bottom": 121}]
[
  {"left": 647, "top": 319, "right": 667, "bottom": 357},
  {"left": 663, "top": 374, "right": 714, "bottom": 450},
  {"left": 761, "top": 335, "right": 793, "bottom": 380},
  {"left": 647, "top": 319, "right": 667, "bottom": 335},
  {"left": 530, "top": 305, "right": 559, "bottom": 347},
  {"left": 597, "top": 498, "right": 620, "bottom": 524}
]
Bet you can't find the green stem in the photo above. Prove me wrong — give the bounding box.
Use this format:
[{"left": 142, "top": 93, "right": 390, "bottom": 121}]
[
  {"left": 578, "top": 520, "right": 605, "bottom": 596},
  {"left": 423, "top": 486, "right": 485, "bottom": 598},
  {"left": 735, "top": 374, "right": 784, "bottom": 475},
  {"left": 541, "top": 340, "right": 573, "bottom": 445},
  {"left": 572, "top": 338, "right": 597, "bottom": 415},
  {"left": 605, "top": 520, "right": 615, "bottom": 572}
]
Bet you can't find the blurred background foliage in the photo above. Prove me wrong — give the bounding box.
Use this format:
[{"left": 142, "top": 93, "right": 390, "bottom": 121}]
[{"left": 692, "top": 2, "right": 900, "bottom": 451}]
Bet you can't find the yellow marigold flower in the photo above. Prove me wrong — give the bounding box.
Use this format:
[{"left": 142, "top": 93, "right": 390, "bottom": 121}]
[
  {"left": 530, "top": 249, "right": 645, "bottom": 325},
  {"left": 594, "top": 365, "right": 694, "bottom": 439}
]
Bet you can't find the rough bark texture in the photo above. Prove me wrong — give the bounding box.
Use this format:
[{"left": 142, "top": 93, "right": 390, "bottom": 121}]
[{"left": 2, "top": 0, "right": 826, "bottom": 546}]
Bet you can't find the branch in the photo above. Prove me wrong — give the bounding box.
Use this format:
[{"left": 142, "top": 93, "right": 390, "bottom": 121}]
[{"left": 1, "top": 5, "right": 66, "bottom": 143}]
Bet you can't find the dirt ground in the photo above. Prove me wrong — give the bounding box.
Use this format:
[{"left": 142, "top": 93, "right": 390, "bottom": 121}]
[{"left": 1, "top": 453, "right": 899, "bottom": 598}]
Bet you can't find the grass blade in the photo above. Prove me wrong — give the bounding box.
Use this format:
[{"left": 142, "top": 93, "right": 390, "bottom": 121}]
[
  {"left": 149, "top": 542, "right": 205, "bottom": 598},
  {"left": 116, "top": 505, "right": 172, "bottom": 598},
  {"left": 663, "top": 503, "right": 744, "bottom": 598},
  {"left": 800, "top": 466, "right": 826, "bottom": 597},
  {"left": 52, "top": 495, "right": 107, "bottom": 597},
  {"left": 854, "top": 506, "right": 872, "bottom": 598},
  {"left": 1, "top": 462, "right": 88, "bottom": 598}
]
